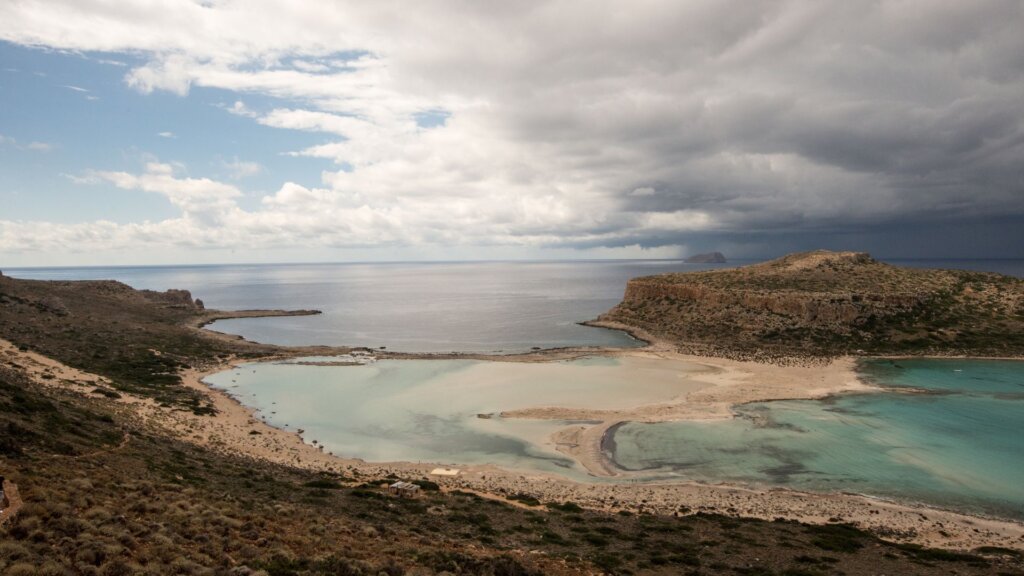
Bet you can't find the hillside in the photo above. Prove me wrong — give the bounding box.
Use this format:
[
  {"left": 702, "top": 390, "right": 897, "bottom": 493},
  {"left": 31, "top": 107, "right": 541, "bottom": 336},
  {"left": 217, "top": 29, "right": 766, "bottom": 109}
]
[
  {"left": 0, "top": 272, "right": 319, "bottom": 412},
  {"left": 597, "top": 251, "right": 1024, "bottom": 360}
]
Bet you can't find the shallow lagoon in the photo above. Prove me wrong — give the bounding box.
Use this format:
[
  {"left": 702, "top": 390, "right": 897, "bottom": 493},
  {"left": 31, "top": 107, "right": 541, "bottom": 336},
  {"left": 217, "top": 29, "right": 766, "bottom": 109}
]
[
  {"left": 205, "top": 355, "right": 707, "bottom": 478},
  {"left": 206, "top": 356, "right": 1024, "bottom": 520},
  {"left": 610, "top": 359, "right": 1024, "bottom": 520}
]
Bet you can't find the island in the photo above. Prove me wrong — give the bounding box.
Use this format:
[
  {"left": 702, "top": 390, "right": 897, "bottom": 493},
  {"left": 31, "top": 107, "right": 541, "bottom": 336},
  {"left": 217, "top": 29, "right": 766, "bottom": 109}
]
[{"left": 684, "top": 251, "right": 727, "bottom": 263}]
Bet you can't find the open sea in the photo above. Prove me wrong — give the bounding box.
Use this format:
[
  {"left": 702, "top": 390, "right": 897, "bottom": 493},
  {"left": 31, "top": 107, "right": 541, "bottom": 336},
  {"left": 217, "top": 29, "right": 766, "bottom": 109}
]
[
  {"left": 4, "top": 259, "right": 741, "bottom": 352},
  {"left": 6, "top": 258, "right": 1024, "bottom": 519},
  {"left": 6, "top": 258, "right": 1022, "bottom": 352}
]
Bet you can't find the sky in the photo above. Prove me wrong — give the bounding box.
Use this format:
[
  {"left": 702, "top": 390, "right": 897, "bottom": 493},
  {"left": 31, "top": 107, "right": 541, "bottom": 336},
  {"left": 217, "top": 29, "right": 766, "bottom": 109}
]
[{"left": 1, "top": 1, "right": 1023, "bottom": 267}]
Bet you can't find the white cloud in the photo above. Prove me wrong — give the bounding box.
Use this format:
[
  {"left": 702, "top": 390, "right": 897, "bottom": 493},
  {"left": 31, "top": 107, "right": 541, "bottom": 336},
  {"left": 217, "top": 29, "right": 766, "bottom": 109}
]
[
  {"left": 157, "top": 131, "right": 176, "bottom": 138},
  {"left": 0, "top": 134, "right": 55, "bottom": 152},
  {"left": 225, "top": 100, "right": 258, "bottom": 118},
  {"left": 221, "top": 157, "right": 264, "bottom": 179},
  {"left": 88, "top": 162, "right": 242, "bottom": 218},
  {"left": 0, "top": 1, "right": 1022, "bottom": 258}
]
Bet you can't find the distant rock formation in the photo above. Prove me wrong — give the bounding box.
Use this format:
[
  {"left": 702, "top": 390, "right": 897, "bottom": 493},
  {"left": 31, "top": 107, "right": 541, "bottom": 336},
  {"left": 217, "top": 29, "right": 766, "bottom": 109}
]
[
  {"left": 140, "top": 288, "right": 204, "bottom": 310},
  {"left": 685, "top": 252, "right": 727, "bottom": 263},
  {"left": 598, "top": 250, "right": 1024, "bottom": 359}
]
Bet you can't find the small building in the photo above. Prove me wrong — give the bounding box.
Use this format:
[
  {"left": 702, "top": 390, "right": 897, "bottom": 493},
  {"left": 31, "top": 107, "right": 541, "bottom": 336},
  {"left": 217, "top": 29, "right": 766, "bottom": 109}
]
[{"left": 388, "top": 481, "right": 421, "bottom": 498}]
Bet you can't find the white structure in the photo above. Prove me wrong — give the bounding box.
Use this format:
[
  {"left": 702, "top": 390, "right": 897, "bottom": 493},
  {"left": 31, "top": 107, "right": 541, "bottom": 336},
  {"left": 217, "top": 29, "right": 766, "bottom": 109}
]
[{"left": 388, "top": 481, "right": 421, "bottom": 498}]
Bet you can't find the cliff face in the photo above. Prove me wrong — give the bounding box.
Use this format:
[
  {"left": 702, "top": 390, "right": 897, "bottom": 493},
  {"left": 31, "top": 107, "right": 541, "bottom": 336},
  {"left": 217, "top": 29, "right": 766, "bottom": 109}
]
[{"left": 600, "top": 251, "right": 1024, "bottom": 359}]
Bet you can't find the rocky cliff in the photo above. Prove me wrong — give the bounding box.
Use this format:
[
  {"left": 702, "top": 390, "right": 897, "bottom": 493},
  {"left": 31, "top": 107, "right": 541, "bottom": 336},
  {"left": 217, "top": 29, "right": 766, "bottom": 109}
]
[{"left": 599, "top": 251, "right": 1024, "bottom": 359}]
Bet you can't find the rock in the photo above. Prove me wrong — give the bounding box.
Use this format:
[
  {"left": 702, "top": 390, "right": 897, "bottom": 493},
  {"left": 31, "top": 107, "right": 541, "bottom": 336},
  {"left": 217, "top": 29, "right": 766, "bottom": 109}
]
[
  {"left": 139, "top": 288, "right": 203, "bottom": 309},
  {"left": 37, "top": 296, "right": 69, "bottom": 316},
  {"left": 685, "top": 251, "right": 727, "bottom": 263}
]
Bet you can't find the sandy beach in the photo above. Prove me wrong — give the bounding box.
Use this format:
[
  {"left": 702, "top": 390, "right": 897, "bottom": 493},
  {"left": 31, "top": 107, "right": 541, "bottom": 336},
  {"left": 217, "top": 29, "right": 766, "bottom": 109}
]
[{"left": 3, "top": 335, "right": 1023, "bottom": 553}]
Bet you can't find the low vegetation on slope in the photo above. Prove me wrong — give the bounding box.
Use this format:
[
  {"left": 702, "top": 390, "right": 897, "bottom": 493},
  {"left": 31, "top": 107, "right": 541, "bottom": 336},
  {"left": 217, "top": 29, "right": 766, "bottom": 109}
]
[
  {"left": 0, "top": 274, "right": 282, "bottom": 412},
  {"left": 600, "top": 251, "right": 1024, "bottom": 359}
]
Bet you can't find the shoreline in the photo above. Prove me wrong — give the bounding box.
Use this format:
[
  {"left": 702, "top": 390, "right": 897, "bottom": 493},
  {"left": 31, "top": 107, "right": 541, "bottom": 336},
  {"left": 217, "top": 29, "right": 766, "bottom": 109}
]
[
  {"left": 180, "top": 324, "right": 1024, "bottom": 552},
  {"left": 5, "top": 328, "right": 1024, "bottom": 553}
]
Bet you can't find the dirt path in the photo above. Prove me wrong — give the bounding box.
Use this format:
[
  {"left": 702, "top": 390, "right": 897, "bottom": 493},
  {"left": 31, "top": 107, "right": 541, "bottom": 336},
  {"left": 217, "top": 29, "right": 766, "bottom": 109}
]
[{"left": 0, "top": 479, "right": 23, "bottom": 525}]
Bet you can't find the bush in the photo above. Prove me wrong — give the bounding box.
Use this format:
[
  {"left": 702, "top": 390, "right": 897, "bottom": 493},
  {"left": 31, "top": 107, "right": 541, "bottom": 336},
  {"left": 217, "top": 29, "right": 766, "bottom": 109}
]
[{"left": 547, "top": 501, "right": 583, "bottom": 513}]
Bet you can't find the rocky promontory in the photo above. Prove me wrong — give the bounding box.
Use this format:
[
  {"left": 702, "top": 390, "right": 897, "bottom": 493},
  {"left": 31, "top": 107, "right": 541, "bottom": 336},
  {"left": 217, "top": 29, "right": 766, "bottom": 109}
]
[
  {"left": 684, "top": 251, "right": 727, "bottom": 263},
  {"left": 597, "top": 250, "right": 1024, "bottom": 359}
]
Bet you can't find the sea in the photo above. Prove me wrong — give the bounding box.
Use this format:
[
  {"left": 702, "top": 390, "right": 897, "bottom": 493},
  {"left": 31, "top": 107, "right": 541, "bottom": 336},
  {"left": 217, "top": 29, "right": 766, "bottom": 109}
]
[
  {"left": 7, "top": 258, "right": 1023, "bottom": 353},
  {"left": 6, "top": 257, "right": 1024, "bottom": 519}
]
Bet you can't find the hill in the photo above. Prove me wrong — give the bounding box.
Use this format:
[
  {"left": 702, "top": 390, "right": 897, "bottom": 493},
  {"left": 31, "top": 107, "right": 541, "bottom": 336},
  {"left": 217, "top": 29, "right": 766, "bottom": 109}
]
[
  {"left": 597, "top": 251, "right": 1024, "bottom": 360},
  {"left": 0, "top": 272, "right": 321, "bottom": 412}
]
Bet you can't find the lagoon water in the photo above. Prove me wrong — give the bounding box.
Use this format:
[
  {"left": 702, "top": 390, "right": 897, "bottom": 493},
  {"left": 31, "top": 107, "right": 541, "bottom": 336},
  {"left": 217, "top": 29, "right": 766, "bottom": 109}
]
[
  {"left": 610, "top": 359, "right": 1024, "bottom": 520},
  {"left": 205, "top": 354, "right": 1024, "bottom": 521},
  {"left": 204, "top": 355, "right": 708, "bottom": 478}
]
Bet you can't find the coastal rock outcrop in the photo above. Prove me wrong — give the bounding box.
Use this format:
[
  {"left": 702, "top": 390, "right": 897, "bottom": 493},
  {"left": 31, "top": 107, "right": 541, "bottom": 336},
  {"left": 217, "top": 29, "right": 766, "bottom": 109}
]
[
  {"left": 684, "top": 251, "right": 727, "bottom": 263},
  {"left": 599, "top": 250, "right": 1024, "bottom": 359},
  {"left": 140, "top": 288, "right": 204, "bottom": 310}
]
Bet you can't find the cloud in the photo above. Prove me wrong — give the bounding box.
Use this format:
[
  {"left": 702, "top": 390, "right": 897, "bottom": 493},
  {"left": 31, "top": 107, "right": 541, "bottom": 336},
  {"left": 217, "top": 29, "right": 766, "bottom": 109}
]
[
  {"left": 221, "top": 157, "right": 264, "bottom": 180},
  {"left": 225, "top": 100, "right": 258, "bottom": 118},
  {"left": 88, "top": 162, "right": 242, "bottom": 219},
  {"left": 157, "top": 131, "right": 176, "bottom": 138},
  {"left": 0, "top": 133, "right": 55, "bottom": 152},
  {"left": 0, "top": 1, "right": 1022, "bottom": 258}
]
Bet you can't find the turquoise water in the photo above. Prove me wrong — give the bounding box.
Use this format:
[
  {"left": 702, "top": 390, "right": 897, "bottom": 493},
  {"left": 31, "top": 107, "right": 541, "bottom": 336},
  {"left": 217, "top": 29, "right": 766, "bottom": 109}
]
[
  {"left": 204, "top": 355, "right": 706, "bottom": 478},
  {"left": 206, "top": 355, "right": 1024, "bottom": 519},
  {"left": 610, "top": 359, "right": 1024, "bottom": 520}
]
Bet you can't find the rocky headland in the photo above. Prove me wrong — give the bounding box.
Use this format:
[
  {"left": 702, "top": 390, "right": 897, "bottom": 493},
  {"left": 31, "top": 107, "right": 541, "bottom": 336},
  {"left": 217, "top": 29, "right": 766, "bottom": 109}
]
[{"left": 595, "top": 250, "right": 1024, "bottom": 360}]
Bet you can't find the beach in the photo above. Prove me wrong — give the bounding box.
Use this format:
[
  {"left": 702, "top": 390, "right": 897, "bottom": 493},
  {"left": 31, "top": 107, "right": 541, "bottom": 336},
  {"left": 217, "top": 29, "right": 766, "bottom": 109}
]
[{"left": 3, "top": 334, "right": 1023, "bottom": 553}]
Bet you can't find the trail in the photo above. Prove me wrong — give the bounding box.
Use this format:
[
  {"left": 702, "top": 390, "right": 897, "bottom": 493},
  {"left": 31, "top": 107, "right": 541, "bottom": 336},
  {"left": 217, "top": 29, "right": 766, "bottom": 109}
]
[{"left": 0, "top": 479, "right": 23, "bottom": 525}]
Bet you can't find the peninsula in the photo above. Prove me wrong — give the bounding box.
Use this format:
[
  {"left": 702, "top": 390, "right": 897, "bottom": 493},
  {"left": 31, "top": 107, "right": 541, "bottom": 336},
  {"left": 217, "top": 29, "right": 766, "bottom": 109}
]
[{"left": 593, "top": 250, "right": 1024, "bottom": 361}]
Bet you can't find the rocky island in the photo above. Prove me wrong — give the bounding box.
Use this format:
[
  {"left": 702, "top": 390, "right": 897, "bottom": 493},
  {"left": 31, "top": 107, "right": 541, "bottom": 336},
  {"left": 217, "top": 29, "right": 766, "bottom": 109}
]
[
  {"left": 684, "top": 251, "right": 727, "bottom": 263},
  {"left": 594, "top": 250, "right": 1024, "bottom": 361}
]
